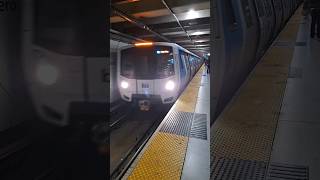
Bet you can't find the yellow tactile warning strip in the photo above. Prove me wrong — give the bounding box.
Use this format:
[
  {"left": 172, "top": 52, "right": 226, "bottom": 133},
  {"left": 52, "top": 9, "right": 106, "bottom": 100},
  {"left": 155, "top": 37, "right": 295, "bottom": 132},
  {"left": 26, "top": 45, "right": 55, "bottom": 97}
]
[
  {"left": 174, "top": 66, "right": 204, "bottom": 112},
  {"left": 127, "top": 66, "right": 205, "bottom": 180},
  {"left": 211, "top": 6, "right": 303, "bottom": 163},
  {"left": 128, "top": 132, "right": 188, "bottom": 180}
]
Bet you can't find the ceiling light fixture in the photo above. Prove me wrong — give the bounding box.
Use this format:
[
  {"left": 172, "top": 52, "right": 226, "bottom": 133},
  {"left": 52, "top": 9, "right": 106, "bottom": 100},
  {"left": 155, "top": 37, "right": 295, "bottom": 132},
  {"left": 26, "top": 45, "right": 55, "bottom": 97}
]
[
  {"left": 192, "top": 31, "right": 203, "bottom": 36},
  {"left": 134, "top": 42, "right": 153, "bottom": 46},
  {"left": 186, "top": 9, "right": 199, "bottom": 19}
]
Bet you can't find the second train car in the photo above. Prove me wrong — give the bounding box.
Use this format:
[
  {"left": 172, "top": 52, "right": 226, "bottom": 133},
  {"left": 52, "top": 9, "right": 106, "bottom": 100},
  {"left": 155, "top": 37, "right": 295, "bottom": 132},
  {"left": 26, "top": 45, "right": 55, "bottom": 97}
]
[
  {"left": 117, "top": 42, "right": 203, "bottom": 110},
  {"left": 211, "top": 0, "right": 302, "bottom": 120}
]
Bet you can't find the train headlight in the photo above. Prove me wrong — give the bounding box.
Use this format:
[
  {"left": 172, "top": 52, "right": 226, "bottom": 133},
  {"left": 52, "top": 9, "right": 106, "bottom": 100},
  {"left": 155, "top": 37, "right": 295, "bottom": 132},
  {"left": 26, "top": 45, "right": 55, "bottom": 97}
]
[
  {"left": 165, "top": 80, "right": 175, "bottom": 91},
  {"left": 121, "top": 81, "right": 129, "bottom": 89},
  {"left": 36, "top": 64, "right": 59, "bottom": 85}
]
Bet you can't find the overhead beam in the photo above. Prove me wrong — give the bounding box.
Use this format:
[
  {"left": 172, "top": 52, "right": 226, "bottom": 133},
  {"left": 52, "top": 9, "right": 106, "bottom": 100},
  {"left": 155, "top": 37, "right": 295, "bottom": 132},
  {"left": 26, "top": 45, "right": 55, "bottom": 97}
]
[
  {"left": 172, "top": 34, "right": 210, "bottom": 41},
  {"left": 138, "top": 29, "right": 210, "bottom": 38},
  {"left": 111, "top": 17, "right": 211, "bottom": 31},
  {"left": 110, "top": 29, "right": 147, "bottom": 43},
  {"left": 117, "top": 22, "right": 210, "bottom": 36},
  {"left": 111, "top": 5, "right": 171, "bottom": 42},
  {"left": 111, "top": 0, "right": 209, "bottom": 16},
  {"left": 161, "top": 0, "right": 194, "bottom": 47}
]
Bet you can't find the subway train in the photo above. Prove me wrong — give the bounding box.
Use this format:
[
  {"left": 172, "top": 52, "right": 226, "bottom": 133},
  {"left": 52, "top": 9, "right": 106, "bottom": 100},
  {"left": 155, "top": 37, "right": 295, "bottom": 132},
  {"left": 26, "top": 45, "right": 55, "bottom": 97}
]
[
  {"left": 211, "top": 0, "right": 302, "bottom": 121},
  {"left": 117, "top": 42, "right": 203, "bottom": 110}
]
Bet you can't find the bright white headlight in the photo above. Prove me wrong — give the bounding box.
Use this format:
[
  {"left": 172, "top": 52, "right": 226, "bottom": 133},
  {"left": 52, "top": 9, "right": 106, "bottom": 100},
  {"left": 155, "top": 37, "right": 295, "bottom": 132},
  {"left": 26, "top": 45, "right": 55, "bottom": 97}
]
[
  {"left": 36, "top": 64, "right": 59, "bottom": 85},
  {"left": 121, "top": 81, "right": 129, "bottom": 89},
  {"left": 165, "top": 80, "right": 175, "bottom": 91}
]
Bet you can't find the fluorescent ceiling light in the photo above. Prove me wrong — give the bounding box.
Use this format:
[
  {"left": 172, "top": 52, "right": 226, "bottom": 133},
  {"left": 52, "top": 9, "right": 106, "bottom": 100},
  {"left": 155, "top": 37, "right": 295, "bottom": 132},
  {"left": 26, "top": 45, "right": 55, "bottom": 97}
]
[
  {"left": 195, "top": 44, "right": 208, "bottom": 47},
  {"left": 186, "top": 9, "right": 199, "bottom": 19},
  {"left": 134, "top": 42, "right": 153, "bottom": 46},
  {"left": 191, "top": 31, "right": 203, "bottom": 36}
]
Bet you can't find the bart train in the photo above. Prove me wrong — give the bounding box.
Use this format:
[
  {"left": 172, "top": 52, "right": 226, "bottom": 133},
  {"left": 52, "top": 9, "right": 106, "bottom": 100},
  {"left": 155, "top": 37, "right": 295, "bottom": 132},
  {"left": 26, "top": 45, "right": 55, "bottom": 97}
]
[
  {"left": 117, "top": 42, "right": 204, "bottom": 110},
  {"left": 211, "top": 0, "right": 303, "bottom": 120}
]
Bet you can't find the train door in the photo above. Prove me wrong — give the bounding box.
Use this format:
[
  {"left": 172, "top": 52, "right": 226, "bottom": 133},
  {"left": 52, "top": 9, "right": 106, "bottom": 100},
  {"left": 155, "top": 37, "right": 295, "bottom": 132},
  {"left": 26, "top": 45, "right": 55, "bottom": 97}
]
[
  {"left": 290, "top": 0, "right": 294, "bottom": 14},
  {"left": 178, "top": 50, "right": 188, "bottom": 88},
  {"left": 192, "top": 56, "right": 197, "bottom": 75},
  {"left": 282, "top": 0, "right": 289, "bottom": 23},
  {"left": 254, "top": 0, "right": 268, "bottom": 58},
  {"left": 272, "top": 0, "right": 284, "bottom": 37},
  {"left": 184, "top": 53, "right": 192, "bottom": 81},
  {"left": 189, "top": 56, "right": 195, "bottom": 77},
  {"left": 188, "top": 56, "right": 192, "bottom": 77},
  {"left": 282, "top": 0, "right": 286, "bottom": 23},
  {"left": 234, "top": 0, "right": 259, "bottom": 79},
  {"left": 197, "top": 57, "right": 201, "bottom": 69},
  {"left": 264, "top": 0, "right": 276, "bottom": 45}
]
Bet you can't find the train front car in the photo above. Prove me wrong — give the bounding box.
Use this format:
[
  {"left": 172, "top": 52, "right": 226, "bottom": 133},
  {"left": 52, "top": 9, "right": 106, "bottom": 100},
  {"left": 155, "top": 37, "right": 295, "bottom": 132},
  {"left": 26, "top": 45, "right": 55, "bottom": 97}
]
[
  {"left": 25, "top": 1, "right": 108, "bottom": 126},
  {"left": 118, "top": 42, "right": 179, "bottom": 111}
]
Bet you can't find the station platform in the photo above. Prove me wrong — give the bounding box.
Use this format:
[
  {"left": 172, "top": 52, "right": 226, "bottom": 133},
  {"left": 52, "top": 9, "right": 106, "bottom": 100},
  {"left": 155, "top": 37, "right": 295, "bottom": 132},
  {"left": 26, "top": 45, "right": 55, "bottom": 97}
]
[
  {"left": 211, "top": 7, "right": 320, "bottom": 180},
  {"left": 122, "top": 65, "right": 210, "bottom": 180}
]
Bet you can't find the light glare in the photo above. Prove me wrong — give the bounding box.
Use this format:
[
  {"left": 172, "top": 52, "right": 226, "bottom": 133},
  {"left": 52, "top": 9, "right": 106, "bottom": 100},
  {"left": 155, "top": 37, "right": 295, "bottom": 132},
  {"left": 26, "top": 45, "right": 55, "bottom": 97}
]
[
  {"left": 156, "top": 50, "right": 169, "bottom": 54},
  {"left": 186, "top": 9, "right": 199, "bottom": 19},
  {"left": 165, "top": 81, "right": 175, "bottom": 91},
  {"left": 192, "top": 31, "right": 203, "bottom": 36},
  {"left": 36, "top": 64, "right": 58, "bottom": 85},
  {"left": 134, "top": 42, "right": 153, "bottom": 46},
  {"left": 121, "top": 81, "right": 129, "bottom": 89}
]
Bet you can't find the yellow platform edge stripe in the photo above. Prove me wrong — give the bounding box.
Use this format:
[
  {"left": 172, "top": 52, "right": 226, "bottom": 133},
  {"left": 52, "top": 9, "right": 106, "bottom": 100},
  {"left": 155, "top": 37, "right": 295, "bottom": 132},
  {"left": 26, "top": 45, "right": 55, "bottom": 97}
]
[
  {"left": 127, "top": 65, "right": 205, "bottom": 180},
  {"left": 128, "top": 132, "right": 188, "bottom": 180},
  {"left": 174, "top": 65, "right": 204, "bottom": 113},
  {"left": 211, "top": 7, "right": 303, "bottom": 162}
]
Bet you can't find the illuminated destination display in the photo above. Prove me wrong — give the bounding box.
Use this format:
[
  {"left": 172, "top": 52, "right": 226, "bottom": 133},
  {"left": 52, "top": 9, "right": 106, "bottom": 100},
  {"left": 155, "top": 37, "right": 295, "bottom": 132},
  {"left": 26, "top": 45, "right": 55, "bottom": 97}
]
[{"left": 156, "top": 50, "right": 170, "bottom": 54}]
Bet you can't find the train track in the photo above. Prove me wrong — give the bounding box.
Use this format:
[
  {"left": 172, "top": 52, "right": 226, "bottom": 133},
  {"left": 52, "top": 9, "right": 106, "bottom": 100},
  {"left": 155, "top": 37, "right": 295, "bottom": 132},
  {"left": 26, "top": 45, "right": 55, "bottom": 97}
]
[
  {"left": 0, "top": 102, "right": 169, "bottom": 180},
  {"left": 110, "top": 100, "right": 132, "bottom": 131}
]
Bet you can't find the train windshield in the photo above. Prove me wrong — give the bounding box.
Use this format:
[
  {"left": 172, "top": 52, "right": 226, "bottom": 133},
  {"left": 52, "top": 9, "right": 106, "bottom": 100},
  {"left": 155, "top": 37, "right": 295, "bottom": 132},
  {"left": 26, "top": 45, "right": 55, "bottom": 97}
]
[{"left": 121, "top": 46, "right": 175, "bottom": 79}]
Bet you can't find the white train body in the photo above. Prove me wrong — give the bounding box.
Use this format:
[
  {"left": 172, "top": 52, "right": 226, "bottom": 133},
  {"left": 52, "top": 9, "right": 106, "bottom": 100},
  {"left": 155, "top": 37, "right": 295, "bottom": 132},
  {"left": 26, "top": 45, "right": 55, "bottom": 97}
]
[
  {"left": 25, "top": 45, "right": 107, "bottom": 126},
  {"left": 21, "top": 1, "right": 108, "bottom": 127},
  {"left": 117, "top": 42, "right": 203, "bottom": 106}
]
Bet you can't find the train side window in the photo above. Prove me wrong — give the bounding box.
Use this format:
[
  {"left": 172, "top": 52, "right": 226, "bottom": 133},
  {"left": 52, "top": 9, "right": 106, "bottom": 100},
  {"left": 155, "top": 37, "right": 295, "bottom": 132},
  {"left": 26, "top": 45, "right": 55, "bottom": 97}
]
[
  {"left": 189, "top": 56, "right": 194, "bottom": 67},
  {"left": 225, "top": 0, "right": 238, "bottom": 30},
  {"left": 179, "top": 51, "right": 187, "bottom": 77},
  {"left": 264, "top": 0, "right": 272, "bottom": 17},
  {"left": 255, "top": 0, "right": 265, "bottom": 17},
  {"left": 278, "top": 0, "right": 282, "bottom": 10},
  {"left": 241, "top": 0, "right": 253, "bottom": 27},
  {"left": 184, "top": 54, "right": 190, "bottom": 72},
  {"left": 273, "top": 0, "right": 279, "bottom": 11},
  {"left": 191, "top": 56, "right": 196, "bottom": 67}
]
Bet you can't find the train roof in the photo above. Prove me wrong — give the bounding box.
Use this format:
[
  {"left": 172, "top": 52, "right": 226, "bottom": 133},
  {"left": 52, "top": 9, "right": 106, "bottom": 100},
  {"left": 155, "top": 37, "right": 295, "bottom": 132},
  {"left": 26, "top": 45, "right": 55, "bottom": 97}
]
[
  {"left": 160, "top": 42, "right": 200, "bottom": 58},
  {"left": 119, "top": 42, "right": 201, "bottom": 59}
]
